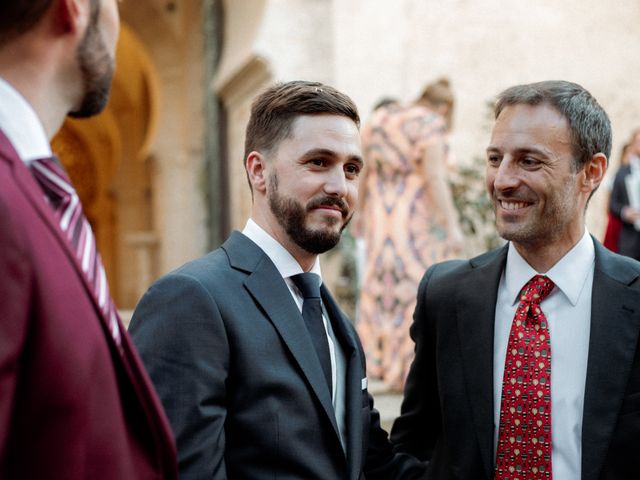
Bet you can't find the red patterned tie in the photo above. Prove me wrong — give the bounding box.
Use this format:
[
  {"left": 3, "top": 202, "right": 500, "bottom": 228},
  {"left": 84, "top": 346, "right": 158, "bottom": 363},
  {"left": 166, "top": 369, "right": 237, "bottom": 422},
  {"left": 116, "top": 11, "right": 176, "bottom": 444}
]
[
  {"left": 30, "top": 156, "right": 122, "bottom": 348},
  {"left": 495, "top": 275, "right": 555, "bottom": 479}
]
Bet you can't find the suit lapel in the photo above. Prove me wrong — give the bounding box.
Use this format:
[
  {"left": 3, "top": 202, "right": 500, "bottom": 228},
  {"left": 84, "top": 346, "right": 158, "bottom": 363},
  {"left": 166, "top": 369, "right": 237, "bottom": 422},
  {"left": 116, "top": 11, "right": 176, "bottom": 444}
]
[
  {"left": 0, "top": 131, "right": 122, "bottom": 355},
  {"left": 456, "top": 246, "right": 508, "bottom": 479},
  {"left": 0, "top": 131, "right": 176, "bottom": 462},
  {"left": 581, "top": 242, "right": 640, "bottom": 480},
  {"left": 225, "top": 233, "right": 342, "bottom": 444},
  {"left": 322, "top": 287, "right": 362, "bottom": 479}
]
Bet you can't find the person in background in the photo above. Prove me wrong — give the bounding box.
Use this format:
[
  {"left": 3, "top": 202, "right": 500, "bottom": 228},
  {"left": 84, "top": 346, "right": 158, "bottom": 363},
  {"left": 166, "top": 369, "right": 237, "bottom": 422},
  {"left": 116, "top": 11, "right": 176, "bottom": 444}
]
[
  {"left": 129, "top": 80, "right": 425, "bottom": 480},
  {"left": 609, "top": 129, "right": 640, "bottom": 259},
  {"left": 354, "top": 78, "right": 464, "bottom": 392},
  {"left": 602, "top": 142, "right": 631, "bottom": 252},
  {"left": 0, "top": 1, "right": 177, "bottom": 478},
  {"left": 391, "top": 80, "right": 640, "bottom": 479}
]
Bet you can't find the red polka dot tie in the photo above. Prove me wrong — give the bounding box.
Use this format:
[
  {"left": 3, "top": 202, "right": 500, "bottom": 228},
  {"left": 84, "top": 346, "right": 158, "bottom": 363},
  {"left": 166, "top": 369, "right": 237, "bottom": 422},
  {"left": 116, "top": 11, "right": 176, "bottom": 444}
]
[{"left": 495, "top": 275, "right": 555, "bottom": 479}]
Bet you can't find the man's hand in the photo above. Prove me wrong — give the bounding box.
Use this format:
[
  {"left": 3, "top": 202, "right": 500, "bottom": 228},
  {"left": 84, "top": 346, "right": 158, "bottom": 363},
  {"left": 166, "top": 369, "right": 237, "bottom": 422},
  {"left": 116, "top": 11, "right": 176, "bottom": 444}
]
[{"left": 622, "top": 206, "right": 640, "bottom": 223}]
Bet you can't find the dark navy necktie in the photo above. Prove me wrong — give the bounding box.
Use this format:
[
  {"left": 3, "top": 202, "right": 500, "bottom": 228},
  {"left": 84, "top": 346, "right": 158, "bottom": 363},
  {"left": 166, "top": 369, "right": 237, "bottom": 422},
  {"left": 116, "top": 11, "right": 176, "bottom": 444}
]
[{"left": 291, "top": 272, "right": 332, "bottom": 396}]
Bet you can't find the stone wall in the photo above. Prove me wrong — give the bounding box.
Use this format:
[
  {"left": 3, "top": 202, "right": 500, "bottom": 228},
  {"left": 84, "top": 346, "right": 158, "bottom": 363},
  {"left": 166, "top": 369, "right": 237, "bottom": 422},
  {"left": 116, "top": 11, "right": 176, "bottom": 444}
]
[{"left": 332, "top": 0, "right": 640, "bottom": 237}]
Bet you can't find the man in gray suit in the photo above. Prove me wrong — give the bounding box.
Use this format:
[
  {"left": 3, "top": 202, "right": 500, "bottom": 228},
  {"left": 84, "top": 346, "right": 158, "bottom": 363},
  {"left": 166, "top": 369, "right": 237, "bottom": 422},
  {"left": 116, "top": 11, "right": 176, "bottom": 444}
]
[
  {"left": 129, "top": 80, "right": 424, "bottom": 479},
  {"left": 390, "top": 80, "right": 640, "bottom": 479}
]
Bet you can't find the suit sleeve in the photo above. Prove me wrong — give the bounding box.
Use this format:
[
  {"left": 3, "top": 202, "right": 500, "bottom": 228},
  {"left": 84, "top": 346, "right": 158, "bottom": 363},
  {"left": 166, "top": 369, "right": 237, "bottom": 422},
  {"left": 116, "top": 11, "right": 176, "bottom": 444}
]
[
  {"left": 129, "top": 273, "right": 229, "bottom": 480},
  {"left": 390, "top": 265, "right": 441, "bottom": 462},
  {"left": 0, "top": 194, "right": 32, "bottom": 464},
  {"left": 359, "top": 323, "right": 427, "bottom": 478},
  {"left": 362, "top": 393, "right": 427, "bottom": 479}
]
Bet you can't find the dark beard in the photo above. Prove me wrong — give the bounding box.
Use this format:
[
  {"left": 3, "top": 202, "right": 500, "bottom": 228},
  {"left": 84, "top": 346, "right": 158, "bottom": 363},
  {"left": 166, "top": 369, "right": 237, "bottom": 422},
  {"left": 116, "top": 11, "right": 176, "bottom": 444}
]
[
  {"left": 268, "top": 174, "right": 351, "bottom": 254},
  {"left": 68, "top": 6, "right": 114, "bottom": 118}
]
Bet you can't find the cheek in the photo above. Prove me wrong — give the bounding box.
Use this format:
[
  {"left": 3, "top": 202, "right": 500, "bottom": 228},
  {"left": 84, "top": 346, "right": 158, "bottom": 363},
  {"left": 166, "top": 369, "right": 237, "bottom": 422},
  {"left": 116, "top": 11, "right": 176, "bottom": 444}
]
[
  {"left": 101, "top": 0, "right": 121, "bottom": 54},
  {"left": 485, "top": 172, "right": 495, "bottom": 194},
  {"left": 347, "top": 183, "right": 359, "bottom": 205}
]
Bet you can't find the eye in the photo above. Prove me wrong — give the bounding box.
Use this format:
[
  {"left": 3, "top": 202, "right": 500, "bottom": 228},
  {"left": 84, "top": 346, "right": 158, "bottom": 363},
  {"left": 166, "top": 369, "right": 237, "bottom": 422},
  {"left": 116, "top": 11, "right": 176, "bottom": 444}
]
[
  {"left": 487, "top": 154, "right": 501, "bottom": 166},
  {"left": 309, "top": 158, "right": 326, "bottom": 167},
  {"left": 344, "top": 163, "right": 361, "bottom": 178},
  {"left": 520, "top": 156, "right": 541, "bottom": 168}
]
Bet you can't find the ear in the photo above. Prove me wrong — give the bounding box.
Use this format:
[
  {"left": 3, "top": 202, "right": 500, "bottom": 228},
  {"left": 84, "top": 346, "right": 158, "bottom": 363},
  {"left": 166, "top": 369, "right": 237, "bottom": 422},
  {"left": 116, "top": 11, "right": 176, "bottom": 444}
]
[
  {"left": 246, "top": 151, "right": 269, "bottom": 194},
  {"left": 56, "top": 0, "right": 91, "bottom": 35},
  {"left": 580, "top": 153, "right": 607, "bottom": 193}
]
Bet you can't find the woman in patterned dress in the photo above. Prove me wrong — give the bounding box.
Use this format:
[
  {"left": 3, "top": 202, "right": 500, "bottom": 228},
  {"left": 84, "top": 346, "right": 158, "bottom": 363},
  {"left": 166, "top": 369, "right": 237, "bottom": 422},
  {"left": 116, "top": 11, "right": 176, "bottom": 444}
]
[{"left": 355, "top": 79, "right": 464, "bottom": 391}]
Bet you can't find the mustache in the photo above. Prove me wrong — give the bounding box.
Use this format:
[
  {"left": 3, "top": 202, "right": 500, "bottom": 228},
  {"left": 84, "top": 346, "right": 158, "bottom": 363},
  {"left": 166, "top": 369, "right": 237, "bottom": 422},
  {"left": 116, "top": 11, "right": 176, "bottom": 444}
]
[{"left": 306, "top": 196, "right": 349, "bottom": 217}]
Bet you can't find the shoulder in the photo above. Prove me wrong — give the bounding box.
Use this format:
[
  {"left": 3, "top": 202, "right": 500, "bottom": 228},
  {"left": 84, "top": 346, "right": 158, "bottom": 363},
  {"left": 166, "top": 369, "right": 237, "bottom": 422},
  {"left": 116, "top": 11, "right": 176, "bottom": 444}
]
[
  {"left": 417, "top": 247, "right": 506, "bottom": 296},
  {"left": 0, "top": 153, "right": 36, "bottom": 265},
  {"left": 152, "top": 248, "right": 239, "bottom": 300},
  {"left": 406, "top": 105, "right": 444, "bottom": 125},
  {"left": 401, "top": 106, "right": 446, "bottom": 142},
  {"left": 425, "top": 247, "right": 504, "bottom": 281},
  {"left": 147, "top": 232, "right": 272, "bottom": 296},
  {"left": 594, "top": 238, "right": 640, "bottom": 284}
]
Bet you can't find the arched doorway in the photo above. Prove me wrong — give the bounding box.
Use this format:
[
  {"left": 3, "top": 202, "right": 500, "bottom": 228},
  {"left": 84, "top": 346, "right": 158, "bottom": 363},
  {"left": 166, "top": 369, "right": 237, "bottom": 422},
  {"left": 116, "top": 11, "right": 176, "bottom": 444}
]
[{"left": 52, "top": 24, "right": 160, "bottom": 310}]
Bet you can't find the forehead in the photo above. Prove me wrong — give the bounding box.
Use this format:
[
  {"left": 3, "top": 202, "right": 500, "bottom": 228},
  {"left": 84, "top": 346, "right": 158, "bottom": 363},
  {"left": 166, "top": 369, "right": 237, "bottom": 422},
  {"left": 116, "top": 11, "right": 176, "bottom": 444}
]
[
  {"left": 281, "top": 114, "right": 361, "bottom": 155},
  {"left": 489, "top": 103, "right": 572, "bottom": 155}
]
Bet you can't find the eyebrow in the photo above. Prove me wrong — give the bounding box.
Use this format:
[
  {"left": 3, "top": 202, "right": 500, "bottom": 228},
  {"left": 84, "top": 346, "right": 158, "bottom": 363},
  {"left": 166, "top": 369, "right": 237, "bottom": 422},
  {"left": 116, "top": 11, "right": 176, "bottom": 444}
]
[
  {"left": 300, "top": 148, "right": 364, "bottom": 166},
  {"left": 485, "top": 146, "right": 550, "bottom": 157}
]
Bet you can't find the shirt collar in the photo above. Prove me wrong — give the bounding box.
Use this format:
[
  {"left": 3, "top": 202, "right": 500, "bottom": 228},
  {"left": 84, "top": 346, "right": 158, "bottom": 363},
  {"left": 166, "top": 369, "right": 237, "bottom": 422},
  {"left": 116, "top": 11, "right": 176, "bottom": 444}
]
[
  {"left": 0, "top": 76, "right": 52, "bottom": 164},
  {"left": 504, "top": 229, "right": 594, "bottom": 306},
  {"left": 242, "top": 218, "right": 323, "bottom": 282}
]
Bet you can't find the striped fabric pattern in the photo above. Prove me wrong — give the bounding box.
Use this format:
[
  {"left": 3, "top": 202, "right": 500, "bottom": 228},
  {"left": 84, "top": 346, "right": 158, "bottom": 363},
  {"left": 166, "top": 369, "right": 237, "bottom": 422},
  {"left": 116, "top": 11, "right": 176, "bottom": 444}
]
[{"left": 30, "top": 156, "right": 122, "bottom": 348}]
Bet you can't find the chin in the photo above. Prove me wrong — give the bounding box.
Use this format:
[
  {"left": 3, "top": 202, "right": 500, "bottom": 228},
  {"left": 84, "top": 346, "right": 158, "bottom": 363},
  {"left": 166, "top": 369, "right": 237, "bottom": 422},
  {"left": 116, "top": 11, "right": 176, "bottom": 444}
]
[{"left": 307, "top": 220, "right": 343, "bottom": 234}]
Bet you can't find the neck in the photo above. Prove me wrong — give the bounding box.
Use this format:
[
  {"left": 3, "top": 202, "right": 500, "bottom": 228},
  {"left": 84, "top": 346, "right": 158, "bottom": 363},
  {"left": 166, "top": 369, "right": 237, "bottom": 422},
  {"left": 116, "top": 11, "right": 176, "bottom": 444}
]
[
  {"left": 1, "top": 71, "right": 70, "bottom": 140},
  {"left": 512, "top": 232, "right": 584, "bottom": 273},
  {"left": 0, "top": 38, "right": 77, "bottom": 139},
  {"left": 251, "top": 211, "right": 318, "bottom": 272}
]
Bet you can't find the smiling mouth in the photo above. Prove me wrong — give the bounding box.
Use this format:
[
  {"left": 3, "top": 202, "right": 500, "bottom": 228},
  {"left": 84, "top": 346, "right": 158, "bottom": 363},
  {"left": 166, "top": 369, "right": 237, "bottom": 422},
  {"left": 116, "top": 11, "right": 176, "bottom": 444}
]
[{"left": 499, "top": 200, "right": 531, "bottom": 210}]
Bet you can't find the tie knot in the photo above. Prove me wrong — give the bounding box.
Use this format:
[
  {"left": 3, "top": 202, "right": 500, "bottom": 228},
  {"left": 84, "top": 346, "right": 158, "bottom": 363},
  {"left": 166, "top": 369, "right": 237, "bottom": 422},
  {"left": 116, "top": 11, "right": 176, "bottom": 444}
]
[
  {"left": 290, "top": 272, "right": 321, "bottom": 299},
  {"left": 31, "top": 155, "right": 70, "bottom": 180},
  {"left": 30, "top": 156, "right": 74, "bottom": 206},
  {"left": 519, "top": 274, "right": 555, "bottom": 304}
]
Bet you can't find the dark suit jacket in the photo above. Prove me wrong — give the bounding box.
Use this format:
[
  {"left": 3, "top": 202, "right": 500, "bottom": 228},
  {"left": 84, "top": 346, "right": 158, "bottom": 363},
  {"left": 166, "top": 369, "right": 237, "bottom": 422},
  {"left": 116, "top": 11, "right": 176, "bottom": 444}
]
[
  {"left": 129, "top": 231, "right": 424, "bottom": 479},
  {"left": 390, "top": 239, "right": 640, "bottom": 479},
  {"left": 0, "top": 130, "right": 177, "bottom": 479},
  {"left": 610, "top": 164, "right": 640, "bottom": 260}
]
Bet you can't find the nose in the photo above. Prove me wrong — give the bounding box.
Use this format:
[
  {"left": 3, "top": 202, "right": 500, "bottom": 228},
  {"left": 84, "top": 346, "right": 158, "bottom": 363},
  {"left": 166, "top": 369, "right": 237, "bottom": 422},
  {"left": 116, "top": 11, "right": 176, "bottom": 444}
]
[
  {"left": 491, "top": 157, "right": 520, "bottom": 193},
  {"left": 323, "top": 166, "right": 348, "bottom": 197}
]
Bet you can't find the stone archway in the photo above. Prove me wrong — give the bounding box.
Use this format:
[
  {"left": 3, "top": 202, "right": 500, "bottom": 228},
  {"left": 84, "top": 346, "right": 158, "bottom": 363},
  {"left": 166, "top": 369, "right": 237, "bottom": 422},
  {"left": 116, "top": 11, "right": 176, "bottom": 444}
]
[{"left": 52, "top": 24, "right": 160, "bottom": 309}]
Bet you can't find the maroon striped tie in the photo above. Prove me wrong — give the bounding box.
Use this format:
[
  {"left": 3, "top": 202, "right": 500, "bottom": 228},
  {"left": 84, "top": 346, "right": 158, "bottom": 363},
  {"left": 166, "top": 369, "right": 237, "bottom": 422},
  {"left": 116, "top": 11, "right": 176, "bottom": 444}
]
[{"left": 30, "top": 156, "right": 122, "bottom": 348}]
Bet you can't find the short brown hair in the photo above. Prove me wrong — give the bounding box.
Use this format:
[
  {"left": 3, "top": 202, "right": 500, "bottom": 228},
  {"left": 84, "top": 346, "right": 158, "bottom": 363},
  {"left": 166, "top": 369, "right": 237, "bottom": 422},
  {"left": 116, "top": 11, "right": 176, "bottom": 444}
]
[
  {"left": 0, "top": 0, "right": 99, "bottom": 44},
  {"left": 495, "top": 80, "right": 611, "bottom": 171},
  {"left": 244, "top": 80, "right": 360, "bottom": 162},
  {"left": 0, "top": 1, "right": 52, "bottom": 44}
]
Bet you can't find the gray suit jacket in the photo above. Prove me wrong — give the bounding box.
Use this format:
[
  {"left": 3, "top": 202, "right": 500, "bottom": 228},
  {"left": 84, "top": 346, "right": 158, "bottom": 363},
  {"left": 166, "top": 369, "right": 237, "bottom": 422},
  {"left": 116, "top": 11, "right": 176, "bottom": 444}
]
[
  {"left": 391, "top": 238, "right": 640, "bottom": 480},
  {"left": 130, "top": 231, "right": 424, "bottom": 479}
]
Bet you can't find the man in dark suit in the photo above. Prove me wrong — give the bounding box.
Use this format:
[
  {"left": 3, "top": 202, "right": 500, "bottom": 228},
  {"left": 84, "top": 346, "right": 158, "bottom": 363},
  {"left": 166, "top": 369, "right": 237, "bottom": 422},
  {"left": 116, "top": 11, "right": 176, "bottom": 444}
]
[
  {"left": 609, "top": 129, "right": 640, "bottom": 260},
  {"left": 129, "top": 80, "right": 424, "bottom": 479},
  {"left": 391, "top": 80, "right": 640, "bottom": 479},
  {"left": 0, "top": 1, "right": 177, "bottom": 478}
]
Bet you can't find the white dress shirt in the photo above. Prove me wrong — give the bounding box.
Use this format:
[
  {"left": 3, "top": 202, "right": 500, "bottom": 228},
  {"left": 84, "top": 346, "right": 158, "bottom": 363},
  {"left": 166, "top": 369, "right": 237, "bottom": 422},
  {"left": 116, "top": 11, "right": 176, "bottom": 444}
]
[
  {"left": 0, "top": 76, "right": 51, "bottom": 163},
  {"left": 493, "top": 229, "right": 594, "bottom": 480},
  {"left": 242, "top": 219, "right": 348, "bottom": 449}
]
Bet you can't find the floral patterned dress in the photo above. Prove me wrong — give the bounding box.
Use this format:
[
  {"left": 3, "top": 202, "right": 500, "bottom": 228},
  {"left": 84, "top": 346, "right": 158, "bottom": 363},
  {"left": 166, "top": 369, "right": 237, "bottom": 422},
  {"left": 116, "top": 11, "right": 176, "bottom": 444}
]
[{"left": 357, "top": 103, "right": 459, "bottom": 391}]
